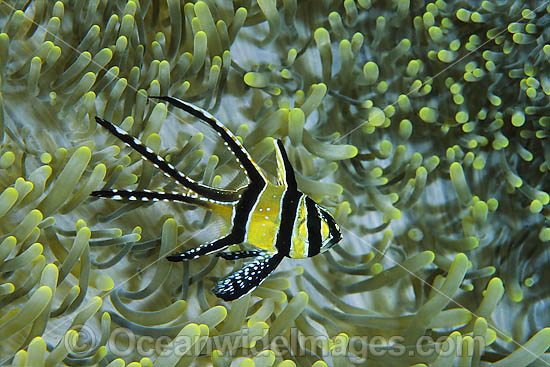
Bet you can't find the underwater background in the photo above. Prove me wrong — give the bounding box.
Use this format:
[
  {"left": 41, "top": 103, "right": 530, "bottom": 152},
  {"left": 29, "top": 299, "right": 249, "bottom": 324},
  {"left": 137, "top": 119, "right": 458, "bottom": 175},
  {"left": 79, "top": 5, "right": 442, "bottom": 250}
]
[{"left": 0, "top": 0, "right": 550, "bottom": 366}]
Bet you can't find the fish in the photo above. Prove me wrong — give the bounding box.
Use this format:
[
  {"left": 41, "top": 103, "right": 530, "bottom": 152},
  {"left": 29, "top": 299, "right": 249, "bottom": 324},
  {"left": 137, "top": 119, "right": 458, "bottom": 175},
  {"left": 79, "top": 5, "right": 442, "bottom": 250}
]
[{"left": 92, "top": 96, "right": 342, "bottom": 301}]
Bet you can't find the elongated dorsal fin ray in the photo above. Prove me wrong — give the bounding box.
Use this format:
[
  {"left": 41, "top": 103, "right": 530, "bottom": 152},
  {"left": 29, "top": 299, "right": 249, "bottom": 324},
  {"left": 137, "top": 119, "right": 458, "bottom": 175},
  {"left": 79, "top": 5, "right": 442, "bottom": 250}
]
[
  {"left": 150, "top": 96, "right": 268, "bottom": 187},
  {"left": 94, "top": 117, "right": 240, "bottom": 202},
  {"left": 274, "top": 139, "right": 297, "bottom": 191}
]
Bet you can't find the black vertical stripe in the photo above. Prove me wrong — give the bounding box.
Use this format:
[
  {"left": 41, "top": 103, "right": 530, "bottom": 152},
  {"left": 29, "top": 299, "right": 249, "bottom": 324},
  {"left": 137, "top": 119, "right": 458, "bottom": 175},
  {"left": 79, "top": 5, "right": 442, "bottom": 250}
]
[
  {"left": 166, "top": 182, "right": 266, "bottom": 262},
  {"left": 229, "top": 182, "right": 265, "bottom": 243},
  {"left": 95, "top": 117, "right": 239, "bottom": 202},
  {"left": 275, "top": 189, "right": 302, "bottom": 256},
  {"left": 151, "top": 96, "right": 266, "bottom": 185},
  {"left": 305, "top": 197, "right": 322, "bottom": 257},
  {"left": 275, "top": 139, "right": 297, "bottom": 190}
]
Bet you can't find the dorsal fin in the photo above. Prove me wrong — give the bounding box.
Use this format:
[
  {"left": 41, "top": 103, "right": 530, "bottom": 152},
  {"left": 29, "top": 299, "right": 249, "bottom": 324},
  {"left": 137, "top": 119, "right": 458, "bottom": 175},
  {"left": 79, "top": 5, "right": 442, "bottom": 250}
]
[
  {"left": 150, "top": 96, "right": 268, "bottom": 188},
  {"left": 274, "top": 139, "right": 297, "bottom": 191},
  {"left": 94, "top": 117, "right": 240, "bottom": 202}
]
